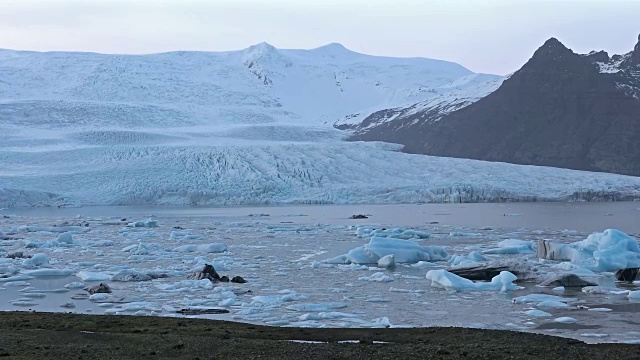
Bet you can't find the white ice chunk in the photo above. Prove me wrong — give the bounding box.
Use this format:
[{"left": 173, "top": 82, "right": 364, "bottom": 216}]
[
  {"left": 377, "top": 254, "right": 396, "bottom": 269},
  {"left": 546, "top": 229, "right": 640, "bottom": 271},
  {"left": 425, "top": 269, "right": 520, "bottom": 292},
  {"left": 358, "top": 272, "right": 394, "bottom": 282},
  {"left": 512, "top": 294, "right": 576, "bottom": 304},
  {"left": 89, "top": 293, "right": 110, "bottom": 302},
  {"left": 23, "top": 268, "right": 75, "bottom": 277},
  {"left": 56, "top": 232, "right": 74, "bottom": 244},
  {"left": 77, "top": 271, "right": 112, "bottom": 281},
  {"left": 628, "top": 291, "right": 640, "bottom": 299},
  {"left": 127, "top": 219, "right": 158, "bottom": 228},
  {"left": 553, "top": 317, "right": 577, "bottom": 323},
  {"left": 22, "top": 253, "right": 49, "bottom": 267},
  {"left": 326, "top": 237, "right": 447, "bottom": 265},
  {"left": 173, "top": 243, "right": 228, "bottom": 253},
  {"left": 484, "top": 239, "right": 535, "bottom": 254},
  {"left": 537, "top": 301, "right": 570, "bottom": 308},
  {"left": 523, "top": 309, "right": 552, "bottom": 317},
  {"left": 64, "top": 282, "right": 85, "bottom": 289}
]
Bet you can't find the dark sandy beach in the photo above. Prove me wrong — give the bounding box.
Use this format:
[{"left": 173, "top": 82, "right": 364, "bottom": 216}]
[{"left": 0, "top": 312, "right": 637, "bottom": 359}]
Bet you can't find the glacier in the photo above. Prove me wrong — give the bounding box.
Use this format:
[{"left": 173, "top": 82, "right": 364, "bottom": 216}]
[{"left": 1, "top": 44, "right": 640, "bottom": 207}]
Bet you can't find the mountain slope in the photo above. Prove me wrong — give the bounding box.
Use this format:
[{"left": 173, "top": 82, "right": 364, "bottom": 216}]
[
  {"left": 348, "top": 35, "right": 640, "bottom": 176},
  {"left": 0, "top": 43, "right": 477, "bottom": 133}
]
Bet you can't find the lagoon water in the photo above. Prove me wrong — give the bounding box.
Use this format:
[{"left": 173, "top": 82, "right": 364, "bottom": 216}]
[{"left": 1, "top": 202, "right": 639, "bottom": 344}]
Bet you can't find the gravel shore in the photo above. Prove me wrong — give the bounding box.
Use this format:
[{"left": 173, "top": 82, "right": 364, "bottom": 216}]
[{"left": 0, "top": 312, "right": 638, "bottom": 359}]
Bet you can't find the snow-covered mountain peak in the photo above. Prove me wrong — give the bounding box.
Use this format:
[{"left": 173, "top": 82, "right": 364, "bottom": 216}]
[
  {"left": 309, "top": 43, "right": 352, "bottom": 55},
  {"left": 241, "top": 42, "right": 293, "bottom": 85}
]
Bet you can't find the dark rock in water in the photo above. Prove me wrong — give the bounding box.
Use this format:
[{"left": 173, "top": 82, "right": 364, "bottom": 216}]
[
  {"left": 6, "top": 252, "right": 30, "bottom": 259},
  {"left": 449, "top": 265, "right": 514, "bottom": 281},
  {"left": 71, "top": 293, "right": 90, "bottom": 300},
  {"left": 538, "top": 274, "right": 596, "bottom": 287},
  {"left": 84, "top": 283, "right": 112, "bottom": 294},
  {"left": 187, "top": 264, "right": 221, "bottom": 282},
  {"left": 351, "top": 214, "right": 368, "bottom": 219},
  {"left": 176, "top": 308, "right": 230, "bottom": 315},
  {"left": 230, "top": 276, "right": 247, "bottom": 284},
  {"left": 615, "top": 268, "right": 639, "bottom": 282},
  {"left": 220, "top": 276, "right": 230, "bottom": 282}
]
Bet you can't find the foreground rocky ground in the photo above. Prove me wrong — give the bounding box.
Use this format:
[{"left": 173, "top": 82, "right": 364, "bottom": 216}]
[{"left": 0, "top": 312, "right": 637, "bottom": 359}]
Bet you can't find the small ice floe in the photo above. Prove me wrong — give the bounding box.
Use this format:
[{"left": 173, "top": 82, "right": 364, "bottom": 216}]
[
  {"left": 110, "top": 270, "right": 153, "bottom": 282},
  {"left": 356, "top": 227, "right": 430, "bottom": 240},
  {"left": 553, "top": 317, "right": 577, "bottom": 324},
  {"left": 628, "top": 291, "right": 640, "bottom": 300},
  {"left": 173, "top": 243, "right": 228, "bottom": 253},
  {"left": 582, "top": 286, "right": 629, "bottom": 295},
  {"left": 64, "top": 282, "right": 85, "bottom": 289},
  {"left": 21, "top": 292, "right": 47, "bottom": 299},
  {"left": 523, "top": 309, "right": 552, "bottom": 317},
  {"left": 56, "top": 232, "right": 74, "bottom": 244},
  {"left": 170, "top": 231, "right": 201, "bottom": 241},
  {"left": 10, "top": 299, "right": 38, "bottom": 307},
  {"left": 121, "top": 243, "right": 162, "bottom": 255},
  {"left": 537, "top": 301, "right": 570, "bottom": 308},
  {"left": 5, "top": 281, "right": 31, "bottom": 287},
  {"left": 60, "top": 302, "right": 76, "bottom": 309},
  {"left": 377, "top": 254, "right": 396, "bottom": 269},
  {"left": 411, "top": 261, "right": 437, "bottom": 268},
  {"left": 449, "top": 251, "right": 487, "bottom": 269},
  {"left": 512, "top": 294, "right": 577, "bottom": 304},
  {"left": 23, "top": 268, "right": 76, "bottom": 277},
  {"left": 326, "top": 237, "right": 447, "bottom": 265},
  {"left": 580, "top": 333, "right": 609, "bottom": 338},
  {"left": 77, "top": 271, "right": 111, "bottom": 281},
  {"left": 127, "top": 219, "right": 158, "bottom": 228},
  {"left": 425, "top": 269, "right": 520, "bottom": 292},
  {"left": 484, "top": 239, "right": 536, "bottom": 255},
  {"left": 358, "top": 272, "right": 394, "bottom": 282},
  {"left": 0, "top": 275, "right": 34, "bottom": 283},
  {"left": 552, "top": 286, "right": 565, "bottom": 292},
  {"left": 89, "top": 293, "right": 110, "bottom": 302},
  {"left": 22, "top": 253, "right": 49, "bottom": 267},
  {"left": 588, "top": 308, "right": 613, "bottom": 312}
]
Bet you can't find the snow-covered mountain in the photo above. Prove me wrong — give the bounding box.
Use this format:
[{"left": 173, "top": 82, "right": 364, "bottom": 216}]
[
  {"left": 0, "top": 43, "right": 479, "bottom": 133},
  {"left": 2, "top": 43, "right": 640, "bottom": 207}
]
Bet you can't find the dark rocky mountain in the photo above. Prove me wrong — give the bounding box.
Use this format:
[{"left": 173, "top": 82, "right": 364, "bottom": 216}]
[{"left": 347, "top": 35, "right": 640, "bottom": 176}]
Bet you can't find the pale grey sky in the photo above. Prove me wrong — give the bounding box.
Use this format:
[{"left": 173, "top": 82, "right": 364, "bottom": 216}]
[{"left": 0, "top": 0, "right": 638, "bottom": 75}]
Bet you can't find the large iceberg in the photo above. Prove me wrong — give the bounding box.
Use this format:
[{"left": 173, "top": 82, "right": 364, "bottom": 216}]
[
  {"left": 326, "top": 237, "right": 447, "bottom": 265},
  {"left": 539, "top": 229, "right": 640, "bottom": 271}
]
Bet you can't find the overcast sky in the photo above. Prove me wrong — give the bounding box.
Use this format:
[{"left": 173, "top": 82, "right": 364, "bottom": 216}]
[{"left": 0, "top": 0, "right": 638, "bottom": 75}]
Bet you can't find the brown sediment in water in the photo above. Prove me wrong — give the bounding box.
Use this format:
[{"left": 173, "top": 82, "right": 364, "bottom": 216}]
[{"left": 0, "top": 312, "right": 637, "bottom": 359}]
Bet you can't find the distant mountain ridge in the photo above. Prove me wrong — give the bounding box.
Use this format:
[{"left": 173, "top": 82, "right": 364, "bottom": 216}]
[{"left": 346, "top": 35, "right": 640, "bottom": 176}]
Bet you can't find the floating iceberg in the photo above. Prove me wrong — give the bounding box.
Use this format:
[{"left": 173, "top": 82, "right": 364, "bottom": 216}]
[
  {"left": 539, "top": 229, "right": 640, "bottom": 271},
  {"left": 326, "top": 237, "right": 447, "bottom": 265},
  {"left": 425, "top": 269, "right": 520, "bottom": 292}
]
